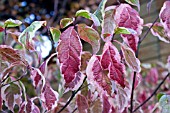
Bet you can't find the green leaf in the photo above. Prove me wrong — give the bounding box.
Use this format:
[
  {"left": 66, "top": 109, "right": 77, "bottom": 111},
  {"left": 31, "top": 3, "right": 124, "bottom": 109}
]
[
  {"left": 75, "top": 10, "right": 91, "bottom": 19},
  {"left": 18, "top": 21, "right": 46, "bottom": 48},
  {"left": 93, "top": 0, "right": 107, "bottom": 23},
  {"left": 125, "top": 0, "right": 140, "bottom": 11},
  {"left": 157, "top": 93, "right": 164, "bottom": 101},
  {"left": 4, "top": 19, "right": 22, "bottom": 28},
  {"left": 77, "top": 24, "right": 100, "bottom": 54},
  {"left": 115, "top": 27, "right": 137, "bottom": 35},
  {"left": 49, "top": 27, "right": 61, "bottom": 43},
  {"left": 159, "top": 95, "right": 170, "bottom": 113},
  {"left": 60, "top": 18, "right": 74, "bottom": 29}
]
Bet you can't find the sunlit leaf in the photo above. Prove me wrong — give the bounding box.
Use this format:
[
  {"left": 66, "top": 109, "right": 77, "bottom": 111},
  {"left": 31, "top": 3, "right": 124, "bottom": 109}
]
[
  {"left": 125, "top": 0, "right": 140, "bottom": 11},
  {"left": 94, "top": 0, "right": 107, "bottom": 23},
  {"left": 50, "top": 27, "right": 61, "bottom": 43},
  {"left": 1, "top": 78, "right": 22, "bottom": 112},
  {"left": 76, "top": 10, "right": 91, "bottom": 19},
  {"left": 60, "top": 18, "right": 74, "bottom": 29},
  {"left": 19, "top": 21, "right": 46, "bottom": 48},
  {"left": 159, "top": 95, "right": 170, "bottom": 113},
  {"left": 4, "top": 19, "right": 22, "bottom": 28},
  {"left": 78, "top": 24, "right": 100, "bottom": 54}
]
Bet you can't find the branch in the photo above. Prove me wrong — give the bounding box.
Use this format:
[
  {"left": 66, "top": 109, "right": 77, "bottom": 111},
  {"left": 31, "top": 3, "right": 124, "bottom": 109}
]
[
  {"left": 133, "top": 72, "right": 170, "bottom": 112},
  {"left": 57, "top": 76, "right": 87, "bottom": 113}
]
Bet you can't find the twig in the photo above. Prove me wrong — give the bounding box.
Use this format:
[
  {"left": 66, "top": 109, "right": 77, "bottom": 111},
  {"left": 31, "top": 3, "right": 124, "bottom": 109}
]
[
  {"left": 133, "top": 73, "right": 170, "bottom": 112},
  {"left": 139, "top": 16, "right": 159, "bottom": 43},
  {"left": 57, "top": 76, "right": 87, "bottom": 113},
  {"left": 130, "top": 72, "right": 137, "bottom": 113},
  {"left": 1, "top": 73, "right": 26, "bottom": 87}
]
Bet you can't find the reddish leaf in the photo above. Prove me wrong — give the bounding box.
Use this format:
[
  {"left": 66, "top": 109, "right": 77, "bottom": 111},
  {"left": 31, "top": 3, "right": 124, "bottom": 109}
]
[
  {"left": 0, "top": 45, "right": 27, "bottom": 64},
  {"left": 102, "top": 6, "right": 116, "bottom": 41},
  {"left": 131, "top": 73, "right": 142, "bottom": 89},
  {"left": 57, "top": 26, "right": 82, "bottom": 88},
  {"left": 30, "top": 68, "right": 44, "bottom": 88},
  {"left": 86, "top": 55, "right": 112, "bottom": 95},
  {"left": 78, "top": 24, "right": 100, "bottom": 54},
  {"left": 19, "top": 98, "right": 40, "bottom": 113},
  {"left": 0, "top": 26, "right": 4, "bottom": 32},
  {"left": 102, "top": 94, "right": 111, "bottom": 113},
  {"left": 76, "top": 94, "right": 89, "bottom": 113},
  {"left": 146, "top": 68, "right": 158, "bottom": 84},
  {"left": 101, "top": 42, "right": 125, "bottom": 87},
  {"left": 41, "top": 82, "right": 59, "bottom": 111},
  {"left": 115, "top": 4, "right": 143, "bottom": 35},
  {"left": 120, "top": 42, "right": 141, "bottom": 72},
  {"left": 1, "top": 78, "right": 22, "bottom": 112},
  {"left": 64, "top": 71, "right": 85, "bottom": 91},
  {"left": 159, "top": 1, "right": 170, "bottom": 38},
  {"left": 115, "top": 4, "right": 143, "bottom": 52}
]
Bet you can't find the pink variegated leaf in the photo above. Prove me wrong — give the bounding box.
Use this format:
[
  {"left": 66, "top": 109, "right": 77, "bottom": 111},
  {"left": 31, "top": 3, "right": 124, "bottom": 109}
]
[
  {"left": 146, "top": 68, "right": 158, "bottom": 84},
  {"left": 57, "top": 26, "right": 82, "bottom": 90},
  {"left": 78, "top": 24, "right": 100, "bottom": 54},
  {"left": 118, "top": 42, "right": 141, "bottom": 72},
  {"left": 86, "top": 55, "right": 113, "bottom": 96},
  {"left": 76, "top": 94, "right": 89, "bottom": 113},
  {"left": 1, "top": 77, "right": 22, "bottom": 112},
  {"left": 115, "top": 4, "right": 143, "bottom": 52},
  {"left": 102, "top": 6, "right": 116, "bottom": 41},
  {"left": 145, "top": 22, "right": 170, "bottom": 43},
  {"left": 102, "top": 94, "right": 111, "bottom": 113},
  {"left": 122, "top": 34, "right": 139, "bottom": 52},
  {"left": 0, "top": 45, "right": 28, "bottom": 65},
  {"left": 115, "top": 86, "right": 129, "bottom": 112},
  {"left": 41, "top": 82, "right": 59, "bottom": 111},
  {"left": 65, "top": 71, "right": 85, "bottom": 91},
  {"left": 19, "top": 98, "right": 40, "bottom": 113},
  {"left": 159, "top": 1, "right": 170, "bottom": 38},
  {"left": 115, "top": 4, "right": 143, "bottom": 35},
  {"left": 101, "top": 42, "right": 125, "bottom": 87}
]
